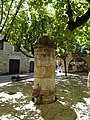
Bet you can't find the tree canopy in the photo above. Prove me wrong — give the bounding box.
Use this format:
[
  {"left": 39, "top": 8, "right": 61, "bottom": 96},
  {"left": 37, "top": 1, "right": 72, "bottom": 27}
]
[{"left": 0, "top": 0, "right": 90, "bottom": 57}]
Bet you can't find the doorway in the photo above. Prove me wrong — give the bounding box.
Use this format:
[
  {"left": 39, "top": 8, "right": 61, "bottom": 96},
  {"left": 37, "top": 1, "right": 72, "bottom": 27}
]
[
  {"left": 29, "top": 61, "right": 34, "bottom": 72},
  {"left": 9, "top": 59, "right": 20, "bottom": 74}
]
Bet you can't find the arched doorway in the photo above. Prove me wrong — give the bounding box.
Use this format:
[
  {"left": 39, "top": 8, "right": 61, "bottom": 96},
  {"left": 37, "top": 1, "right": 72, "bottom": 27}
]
[
  {"left": 68, "top": 58, "right": 88, "bottom": 73},
  {"left": 29, "top": 61, "right": 34, "bottom": 72}
]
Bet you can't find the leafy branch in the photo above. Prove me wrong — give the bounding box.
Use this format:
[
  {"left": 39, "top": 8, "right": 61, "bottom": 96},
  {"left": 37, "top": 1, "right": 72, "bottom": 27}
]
[
  {"left": 0, "top": 0, "right": 14, "bottom": 33},
  {"left": 0, "top": 0, "right": 25, "bottom": 42},
  {"left": 66, "top": 0, "right": 90, "bottom": 31}
]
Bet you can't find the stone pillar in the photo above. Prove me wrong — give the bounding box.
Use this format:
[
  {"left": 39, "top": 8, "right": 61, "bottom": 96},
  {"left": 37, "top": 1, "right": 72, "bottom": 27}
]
[{"left": 32, "top": 36, "right": 56, "bottom": 104}]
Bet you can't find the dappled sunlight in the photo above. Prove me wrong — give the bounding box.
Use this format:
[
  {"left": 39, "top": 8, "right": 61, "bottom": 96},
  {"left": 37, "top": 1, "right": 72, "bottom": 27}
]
[
  {"left": 0, "top": 81, "right": 44, "bottom": 120},
  {"left": 71, "top": 98, "right": 90, "bottom": 120},
  {"left": 13, "top": 101, "right": 44, "bottom": 120},
  {"left": 0, "top": 92, "right": 24, "bottom": 103},
  {"left": 58, "top": 100, "right": 68, "bottom": 106},
  {"left": 0, "top": 82, "right": 11, "bottom": 87},
  {"left": 0, "top": 114, "right": 20, "bottom": 120},
  {"left": 0, "top": 73, "right": 89, "bottom": 120},
  {"left": 55, "top": 73, "right": 90, "bottom": 120}
]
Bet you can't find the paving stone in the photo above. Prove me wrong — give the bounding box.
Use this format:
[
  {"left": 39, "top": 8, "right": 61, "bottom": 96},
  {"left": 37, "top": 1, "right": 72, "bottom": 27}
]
[{"left": 36, "top": 101, "right": 77, "bottom": 120}]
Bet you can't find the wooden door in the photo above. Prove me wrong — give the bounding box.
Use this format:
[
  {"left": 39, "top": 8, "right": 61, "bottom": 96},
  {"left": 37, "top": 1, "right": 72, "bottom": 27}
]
[{"left": 9, "top": 59, "right": 20, "bottom": 74}]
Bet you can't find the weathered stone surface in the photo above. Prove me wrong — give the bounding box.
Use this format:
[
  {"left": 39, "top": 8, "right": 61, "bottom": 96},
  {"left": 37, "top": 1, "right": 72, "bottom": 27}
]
[
  {"left": 0, "top": 42, "right": 33, "bottom": 75},
  {"left": 34, "top": 36, "right": 56, "bottom": 48},
  {"left": 33, "top": 36, "right": 56, "bottom": 104},
  {"left": 60, "top": 53, "right": 90, "bottom": 73}
]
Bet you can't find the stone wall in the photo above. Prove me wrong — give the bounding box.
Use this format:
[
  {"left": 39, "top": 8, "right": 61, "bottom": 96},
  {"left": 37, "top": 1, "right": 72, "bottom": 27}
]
[
  {"left": 61, "top": 53, "right": 90, "bottom": 73},
  {"left": 0, "top": 42, "right": 33, "bottom": 75},
  {"left": 68, "top": 54, "right": 90, "bottom": 72}
]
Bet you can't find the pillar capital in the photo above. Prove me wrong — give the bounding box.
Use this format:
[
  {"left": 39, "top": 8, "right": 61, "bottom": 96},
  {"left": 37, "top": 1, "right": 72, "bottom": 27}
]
[{"left": 34, "top": 36, "right": 56, "bottom": 48}]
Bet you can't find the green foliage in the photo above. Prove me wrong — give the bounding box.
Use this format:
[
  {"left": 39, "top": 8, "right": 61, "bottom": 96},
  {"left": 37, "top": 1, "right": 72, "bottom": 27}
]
[{"left": 0, "top": 0, "right": 90, "bottom": 57}]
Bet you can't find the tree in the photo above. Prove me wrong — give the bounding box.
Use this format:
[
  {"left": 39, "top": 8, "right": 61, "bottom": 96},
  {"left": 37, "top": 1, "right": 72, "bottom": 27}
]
[
  {"left": 66, "top": 0, "right": 90, "bottom": 31},
  {"left": 55, "top": 29, "right": 77, "bottom": 75},
  {"left": 0, "top": 0, "right": 90, "bottom": 62},
  {"left": 0, "top": 0, "right": 25, "bottom": 40},
  {"left": 50, "top": 0, "right": 90, "bottom": 75}
]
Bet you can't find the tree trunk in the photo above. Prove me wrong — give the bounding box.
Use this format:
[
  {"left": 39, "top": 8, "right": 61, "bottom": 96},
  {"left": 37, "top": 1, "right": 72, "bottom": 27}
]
[{"left": 63, "top": 58, "right": 67, "bottom": 76}]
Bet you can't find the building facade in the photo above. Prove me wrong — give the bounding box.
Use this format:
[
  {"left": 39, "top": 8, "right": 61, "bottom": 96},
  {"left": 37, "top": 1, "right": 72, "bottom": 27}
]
[
  {"left": 61, "top": 53, "right": 90, "bottom": 73},
  {"left": 0, "top": 41, "right": 34, "bottom": 75},
  {"left": 0, "top": 40, "right": 89, "bottom": 75}
]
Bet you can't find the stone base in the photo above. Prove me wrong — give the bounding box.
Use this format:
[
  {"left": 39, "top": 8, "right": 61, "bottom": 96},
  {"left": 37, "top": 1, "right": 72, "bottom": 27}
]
[
  {"left": 42, "top": 95, "right": 55, "bottom": 104},
  {"left": 32, "top": 89, "right": 56, "bottom": 104},
  {"left": 32, "top": 95, "right": 55, "bottom": 104}
]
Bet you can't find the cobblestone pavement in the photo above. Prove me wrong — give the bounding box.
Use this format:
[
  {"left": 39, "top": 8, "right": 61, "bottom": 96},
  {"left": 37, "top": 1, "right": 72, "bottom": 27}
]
[{"left": 0, "top": 73, "right": 90, "bottom": 120}]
